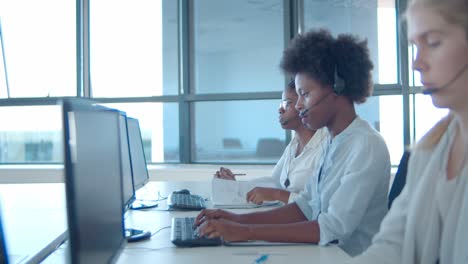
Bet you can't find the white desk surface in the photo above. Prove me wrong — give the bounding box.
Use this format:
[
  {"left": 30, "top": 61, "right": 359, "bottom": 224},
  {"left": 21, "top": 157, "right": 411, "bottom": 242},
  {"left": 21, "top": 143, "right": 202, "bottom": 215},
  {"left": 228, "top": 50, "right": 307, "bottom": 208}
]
[
  {"left": 0, "top": 183, "right": 68, "bottom": 264},
  {"left": 4, "top": 181, "right": 351, "bottom": 263}
]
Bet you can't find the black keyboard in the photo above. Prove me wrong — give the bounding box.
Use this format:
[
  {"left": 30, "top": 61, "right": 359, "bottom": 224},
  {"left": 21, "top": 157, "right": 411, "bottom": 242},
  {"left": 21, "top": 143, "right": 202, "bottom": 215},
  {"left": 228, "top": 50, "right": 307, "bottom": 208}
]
[
  {"left": 170, "top": 217, "right": 222, "bottom": 247},
  {"left": 167, "top": 193, "right": 206, "bottom": 210}
]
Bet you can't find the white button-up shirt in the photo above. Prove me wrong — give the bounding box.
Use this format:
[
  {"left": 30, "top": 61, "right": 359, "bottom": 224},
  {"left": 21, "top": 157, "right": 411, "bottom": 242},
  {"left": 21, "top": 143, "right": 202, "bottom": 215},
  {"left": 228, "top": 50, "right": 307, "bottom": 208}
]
[
  {"left": 294, "top": 117, "right": 391, "bottom": 256},
  {"left": 254, "top": 128, "right": 327, "bottom": 203}
]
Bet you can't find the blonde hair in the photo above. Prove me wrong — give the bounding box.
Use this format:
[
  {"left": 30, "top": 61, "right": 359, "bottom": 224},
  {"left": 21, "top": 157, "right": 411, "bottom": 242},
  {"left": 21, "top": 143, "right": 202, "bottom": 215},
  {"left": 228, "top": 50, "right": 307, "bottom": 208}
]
[
  {"left": 405, "top": 0, "right": 466, "bottom": 149},
  {"left": 415, "top": 113, "right": 454, "bottom": 150},
  {"left": 405, "top": 0, "right": 468, "bottom": 36}
]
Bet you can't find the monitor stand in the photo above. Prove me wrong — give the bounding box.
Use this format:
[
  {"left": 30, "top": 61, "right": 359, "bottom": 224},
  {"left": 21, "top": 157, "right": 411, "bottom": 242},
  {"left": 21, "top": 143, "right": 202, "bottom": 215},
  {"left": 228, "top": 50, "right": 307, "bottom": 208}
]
[
  {"left": 129, "top": 200, "right": 158, "bottom": 210},
  {"left": 125, "top": 228, "right": 151, "bottom": 243}
]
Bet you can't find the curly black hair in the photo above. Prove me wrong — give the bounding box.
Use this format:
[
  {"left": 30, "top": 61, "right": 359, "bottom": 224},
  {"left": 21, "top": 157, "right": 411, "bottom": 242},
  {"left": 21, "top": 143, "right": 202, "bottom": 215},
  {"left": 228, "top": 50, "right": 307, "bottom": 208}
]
[
  {"left": 286, "top": 78, "right": 295, "bottom": 92},
  {"left": 280, "top": 29, "right": 374, "bottom": 103}
]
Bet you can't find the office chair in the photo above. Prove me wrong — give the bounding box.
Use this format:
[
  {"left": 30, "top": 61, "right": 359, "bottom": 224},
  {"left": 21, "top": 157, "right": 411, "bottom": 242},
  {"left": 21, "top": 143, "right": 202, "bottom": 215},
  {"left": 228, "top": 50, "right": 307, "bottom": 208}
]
[
  {"left": 388, "top": 150, "right": 411, "bottom": 209},
  {"left": 256, "top": 138, "right": 285, "bottom": 158},
  {"left": 222, "top": 138, "right": 242, "bottom": 149}
]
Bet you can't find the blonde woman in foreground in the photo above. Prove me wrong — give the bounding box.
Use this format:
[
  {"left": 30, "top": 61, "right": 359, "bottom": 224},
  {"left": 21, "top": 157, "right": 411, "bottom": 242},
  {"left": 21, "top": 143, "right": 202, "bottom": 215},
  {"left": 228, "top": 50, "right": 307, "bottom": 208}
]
[{"left": 348, "top": 0, "right": 468, "bottom": 263}]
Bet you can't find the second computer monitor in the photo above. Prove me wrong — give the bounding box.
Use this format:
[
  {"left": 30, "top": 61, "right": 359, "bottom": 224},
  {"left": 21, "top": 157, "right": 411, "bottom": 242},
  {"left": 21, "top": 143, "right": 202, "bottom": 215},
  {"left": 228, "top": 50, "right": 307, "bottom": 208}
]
[
  {"left": 118, "top": 113, "right": 135, "bottom": 209},
  {"left": 127, "top": 117, "right": 149, "bottom": 191}
]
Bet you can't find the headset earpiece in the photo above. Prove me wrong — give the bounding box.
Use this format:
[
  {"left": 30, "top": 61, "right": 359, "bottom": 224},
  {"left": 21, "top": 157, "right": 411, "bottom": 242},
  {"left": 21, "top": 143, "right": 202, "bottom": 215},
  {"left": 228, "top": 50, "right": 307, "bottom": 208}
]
[{"left": 333, "top": 68, "right": 345, "bottom": 96}]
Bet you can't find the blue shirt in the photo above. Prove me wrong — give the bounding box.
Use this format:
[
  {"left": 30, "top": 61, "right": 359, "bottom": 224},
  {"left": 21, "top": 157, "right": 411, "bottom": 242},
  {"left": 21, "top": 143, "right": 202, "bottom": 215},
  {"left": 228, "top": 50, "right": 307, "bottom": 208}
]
[{"left": 294, "top": 117, "right": 391, "bottom": 256}]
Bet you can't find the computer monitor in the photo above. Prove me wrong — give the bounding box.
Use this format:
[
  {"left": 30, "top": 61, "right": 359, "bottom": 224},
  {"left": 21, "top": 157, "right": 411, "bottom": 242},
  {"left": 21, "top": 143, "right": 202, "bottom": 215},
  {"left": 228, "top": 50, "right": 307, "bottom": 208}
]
[
  {"left": 117, "top": 113, "right": 151, "bottom": 242},
  {"left": 127, "top": 117, "right": 149, "bottom": 191},
  {"left": 118, "top": 113, "right": 135, "bottom": 209},
  {"left": 126, "top": 117, "right": 158, "bottom": 210},
  {"left": 62, "top": 99, "right": 126, "bottom": 263}
]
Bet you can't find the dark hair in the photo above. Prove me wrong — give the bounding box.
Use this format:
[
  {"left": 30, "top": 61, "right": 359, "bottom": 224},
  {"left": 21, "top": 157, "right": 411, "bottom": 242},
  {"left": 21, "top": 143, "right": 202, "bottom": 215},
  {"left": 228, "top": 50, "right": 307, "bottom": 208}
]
[
  {"left": 280, "top": 29, "right": 374, "bottom": 103},
  {"left": 286, "top": 78, "right": 296, "bottom": 92}
]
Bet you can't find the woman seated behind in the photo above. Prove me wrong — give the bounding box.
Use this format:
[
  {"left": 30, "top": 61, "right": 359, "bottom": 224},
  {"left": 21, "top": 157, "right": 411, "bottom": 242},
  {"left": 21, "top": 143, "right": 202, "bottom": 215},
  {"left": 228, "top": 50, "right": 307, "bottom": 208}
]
[{"left": 214, "top": 80, "right": 327, "bottom": 205}]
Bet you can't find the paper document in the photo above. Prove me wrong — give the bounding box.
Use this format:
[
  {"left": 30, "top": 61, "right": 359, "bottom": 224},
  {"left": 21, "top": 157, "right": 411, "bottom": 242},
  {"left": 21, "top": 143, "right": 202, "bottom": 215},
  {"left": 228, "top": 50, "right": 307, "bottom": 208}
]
[{"left": 211, "top": 178, "right": 279, "bottom": 208}]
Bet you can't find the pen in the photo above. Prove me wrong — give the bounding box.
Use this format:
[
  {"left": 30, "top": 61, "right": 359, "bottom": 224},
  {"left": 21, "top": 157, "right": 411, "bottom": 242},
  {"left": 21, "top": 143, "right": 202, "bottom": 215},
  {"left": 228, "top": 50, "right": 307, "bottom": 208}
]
[
  {"left": 219, "top": 167, "right": 246, "bottom": 176},
  {"left": 214, "top": 173, "right": 247, "bottom": 177},
  {"left": 253, "top": 254, "right": 269, "bottom": 264}
]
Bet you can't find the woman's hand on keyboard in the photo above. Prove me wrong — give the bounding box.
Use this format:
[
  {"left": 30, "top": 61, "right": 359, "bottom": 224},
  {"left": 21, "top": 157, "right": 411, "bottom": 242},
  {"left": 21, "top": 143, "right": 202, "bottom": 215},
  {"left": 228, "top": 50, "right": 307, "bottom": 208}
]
[
  {"left": 194, "top": 209, "right": 239, "bottom": 227},
  {"left": 197, "top": 219, "right": 248, "bottom": 242}
]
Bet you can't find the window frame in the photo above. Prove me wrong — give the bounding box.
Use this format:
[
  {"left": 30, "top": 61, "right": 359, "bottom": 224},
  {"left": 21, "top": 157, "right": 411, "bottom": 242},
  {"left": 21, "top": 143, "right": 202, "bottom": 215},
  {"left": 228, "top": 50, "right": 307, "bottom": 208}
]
[{"left": 0, "top": 0, "right": 427, "bottom": 167}]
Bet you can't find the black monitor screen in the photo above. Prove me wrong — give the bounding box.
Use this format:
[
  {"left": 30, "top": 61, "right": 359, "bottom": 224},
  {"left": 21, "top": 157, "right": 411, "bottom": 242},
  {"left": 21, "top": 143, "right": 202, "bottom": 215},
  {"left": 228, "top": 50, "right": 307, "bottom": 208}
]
[
  {"left": 127, "top": 118, "right": 149, "bottom": 191},
  {"left": 119, "top": 114, "right": 135, "bottom": 208},
  {"left": 64, "top": 109, "right": 125, "bottom": 264}
]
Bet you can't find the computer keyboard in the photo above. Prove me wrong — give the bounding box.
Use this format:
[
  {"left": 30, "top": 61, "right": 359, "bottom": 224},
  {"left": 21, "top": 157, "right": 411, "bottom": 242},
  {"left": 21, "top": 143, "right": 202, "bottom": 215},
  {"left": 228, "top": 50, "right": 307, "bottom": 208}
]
[
  {"left": 170, "top": 217, "right": 222, "bottom": 247},
  {"left": 167, "top": 193, "right": 206, "bottom": 210}
]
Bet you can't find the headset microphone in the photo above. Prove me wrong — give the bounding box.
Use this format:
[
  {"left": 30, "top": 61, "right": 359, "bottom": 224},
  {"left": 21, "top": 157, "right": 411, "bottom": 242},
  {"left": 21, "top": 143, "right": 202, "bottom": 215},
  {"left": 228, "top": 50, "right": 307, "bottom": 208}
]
[
  {"left": 423, "top": 62, "right": 468, "bottom": 95},
  {"left": 422, "top": 87, "right": 439, "bottom": 95},
  {"left": 300, "top": 66, "right": 345, "bottom": 116},
  {"left": 280, "top": 117, "right": 291, "bottom": 126},
  {"left": 299, "top": 92, "right": 334, "bottom": 117}
]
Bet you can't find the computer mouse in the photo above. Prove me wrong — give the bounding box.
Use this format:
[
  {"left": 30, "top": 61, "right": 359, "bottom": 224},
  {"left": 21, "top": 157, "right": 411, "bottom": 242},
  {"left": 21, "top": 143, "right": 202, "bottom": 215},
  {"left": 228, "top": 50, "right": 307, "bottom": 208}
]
[{"left": 175, "top": 189, "right": 191, "bottom": 195}]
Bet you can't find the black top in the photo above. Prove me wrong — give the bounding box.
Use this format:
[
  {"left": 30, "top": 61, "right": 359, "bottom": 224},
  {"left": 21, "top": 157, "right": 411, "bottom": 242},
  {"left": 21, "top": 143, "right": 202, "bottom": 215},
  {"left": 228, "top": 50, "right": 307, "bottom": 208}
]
[{"left": 388, "top": 150, "right": 411, "bottom": 209}]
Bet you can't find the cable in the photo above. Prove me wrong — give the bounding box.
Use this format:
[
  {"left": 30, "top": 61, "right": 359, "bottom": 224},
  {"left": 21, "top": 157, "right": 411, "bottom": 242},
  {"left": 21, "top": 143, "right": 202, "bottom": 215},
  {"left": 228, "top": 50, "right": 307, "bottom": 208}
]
[
  {"left": 135, "top": 191, "right": 168, "bottom": 202},
  {"left": 157, "top": 191, "right": 168, "bottom": 200},
  {"left": 151, "top": 225, "right": 171, "bottom": 237}
]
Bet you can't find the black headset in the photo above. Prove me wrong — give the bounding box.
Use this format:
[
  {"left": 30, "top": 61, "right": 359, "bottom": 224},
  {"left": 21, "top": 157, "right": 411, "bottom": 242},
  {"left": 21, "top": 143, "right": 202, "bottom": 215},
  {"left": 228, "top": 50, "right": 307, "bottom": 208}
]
[{"left": 333, "top": 66, "right": 345, "bottom": 96}]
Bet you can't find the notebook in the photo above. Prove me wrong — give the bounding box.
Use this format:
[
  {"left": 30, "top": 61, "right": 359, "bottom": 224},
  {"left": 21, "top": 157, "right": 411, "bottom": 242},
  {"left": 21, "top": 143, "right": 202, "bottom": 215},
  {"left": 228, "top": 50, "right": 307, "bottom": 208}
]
[{"left": 211, "top": 178, "right": 280, "bottom": 209}]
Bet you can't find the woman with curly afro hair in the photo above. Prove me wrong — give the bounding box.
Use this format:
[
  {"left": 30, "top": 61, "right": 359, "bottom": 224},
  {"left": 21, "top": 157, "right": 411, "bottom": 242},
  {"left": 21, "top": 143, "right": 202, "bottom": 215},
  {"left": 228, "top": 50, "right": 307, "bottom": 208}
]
[{"left": 194, "top": 29, "right": 391, "bottom": 257}]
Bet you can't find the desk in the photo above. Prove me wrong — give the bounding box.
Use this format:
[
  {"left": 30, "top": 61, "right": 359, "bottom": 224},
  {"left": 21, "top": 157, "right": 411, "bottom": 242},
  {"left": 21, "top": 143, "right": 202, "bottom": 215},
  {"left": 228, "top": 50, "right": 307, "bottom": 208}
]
[
  {"left": 0, "top": 183, "right": 68, "bottom": 264},
  {"left": 45, "top": 181, "right": 350, "bottom": 263}
]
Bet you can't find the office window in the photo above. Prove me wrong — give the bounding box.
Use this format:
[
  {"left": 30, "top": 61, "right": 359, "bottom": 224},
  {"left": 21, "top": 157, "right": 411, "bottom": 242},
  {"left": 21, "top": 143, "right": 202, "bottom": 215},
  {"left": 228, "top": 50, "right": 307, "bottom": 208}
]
[
  {"left": 408, "top": 46, "right": 448, "bottom": 144},
  {"left": 0, "top": 0, "right": 440, "bottom": 169},
  {"left": 356, "top": 95, "right": 404, "bottom": 165},
  {"left": 0, "top": 106, "right": 63, "bottom": 163},
  {"left": 192, "top": 0, "right": 284, "bottom": 94},
  {"left": 193, "top": 100, "right": 285, "bottom": 163},
  {"left": 0, "top": 20, "right": 7, "bottom": 99},
  {"left": 90, "top": 0, "right": 178, "bottom": 97},
  {"left": 408, "top": 44, "right": 423, "bottom": 87},
  {"left": 303, "top": 0, "right": 403, "bottom": 165},
  {"left": 411, "top": 94, "right": 449, "bottom": 143},
  {"left": 303, "top": 0, "right": 397, "bottom": 85},
  {"left": 104, "top": 103, "right": 180, "bottom": 163},
  {"left": 0, "top": 0, "right": 76, "bottom": 97}
]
